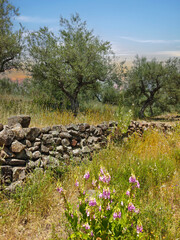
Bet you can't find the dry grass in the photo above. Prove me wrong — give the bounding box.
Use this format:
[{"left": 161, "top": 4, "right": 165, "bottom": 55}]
[{"left": 0, "top": 95, "right": 117, "bottom": 127}]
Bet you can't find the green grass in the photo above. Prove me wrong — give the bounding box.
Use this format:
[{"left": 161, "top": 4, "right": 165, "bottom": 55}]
[
  {"left": 0, "top": 95, "right": 179, "bottom": 239},
  {"left": 0, "top": 94, "right": 117, "bottom": 127},
  {"left": 0, "top": 127, "right": 179, "bottom": 239}
]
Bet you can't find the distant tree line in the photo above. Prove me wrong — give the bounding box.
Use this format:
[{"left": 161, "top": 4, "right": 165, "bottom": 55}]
[{"left": 0, "top": 0, "right": 179, "bottom": 117}]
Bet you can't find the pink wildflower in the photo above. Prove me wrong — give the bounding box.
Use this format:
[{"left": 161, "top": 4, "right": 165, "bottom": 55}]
[
  {"left": 128, "top": 203, "right": 136, "bottom": 212},
  {"left": 137, "top": 225, "right": 143, "bottom": 233},
  {"left": 83, "top": 223, "right": 90, "bottom": 230},
  {"left": 129, "top": 175, "right": 136, "bottom": 183},
  {"left": 75, "top": 181, "right": 79, "bottom": 187},
  {"left": 89, "top": 198, "right": 97, "bottom": 207},
  {"left": 57, "top": 187, "right": 63, "bottom": 193},
  {"left": 84, "top": 171, "right": 90, "bottom": 180}
]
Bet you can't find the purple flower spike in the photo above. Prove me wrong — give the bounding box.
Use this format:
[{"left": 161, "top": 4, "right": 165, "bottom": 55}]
[
  {"left": 84, "top": 171, "right": 90, "bottom": 180},
  {"left": 89, "top": 198, "right": 97, "bottom": 207},
  {"left": 137, "top": 225, "right": 143, "bottom": 233},
  {"left": 113, "top": 212, "right": 118, "bottom": 220},
  {"left": 128, "top": 203, "right": 136, "bottom": 212},
  {"left": 126, "top": 190, "right": 130, "bottom": 196},
  {"left": 75, "top": 181, "right": 79, "bottom": 187},
  {"left": 91, "top": 231, "right": 94, "bottom": 236},
  {"left": 129, "top": 175, "right": 136, "bottom": 183}
]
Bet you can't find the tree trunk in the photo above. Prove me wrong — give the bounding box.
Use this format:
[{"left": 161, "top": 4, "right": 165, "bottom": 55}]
[
  {"left": 139, "top": 99, "right": 150, "bottom": 118},
  {"left": 150, "top": 104, "right": 153, "bottom": 116},
  {"left": 70, "top": 98, "right": 79, "bottom": 117}
]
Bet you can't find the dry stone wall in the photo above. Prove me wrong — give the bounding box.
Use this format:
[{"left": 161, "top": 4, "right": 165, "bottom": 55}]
[
  {"left": 0, "top": 115, "right": 173, "bottom": 190},
  {"left": 0, "top": 115, "right": 117, "bottom": 189}
]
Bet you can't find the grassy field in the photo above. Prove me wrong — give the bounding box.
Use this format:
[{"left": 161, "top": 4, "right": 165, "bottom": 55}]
[
  {"left": 0, "top": 95, "right": 180, "bottom": 239},
  {"left": 0, "top": 95, "right": 118, "bottom": 127}
]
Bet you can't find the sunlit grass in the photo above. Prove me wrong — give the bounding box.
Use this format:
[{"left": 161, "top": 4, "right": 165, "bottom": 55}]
[
  {"left": 0, "top": 94, "right": 179, "bottom": 239},
  {"left": 0, "top": 94, "right": 117, "bottom": 127}
]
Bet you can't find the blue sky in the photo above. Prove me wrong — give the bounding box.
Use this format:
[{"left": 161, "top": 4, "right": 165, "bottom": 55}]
[{"left": 13, "top": 0, "right": 180, "bottom": 61}]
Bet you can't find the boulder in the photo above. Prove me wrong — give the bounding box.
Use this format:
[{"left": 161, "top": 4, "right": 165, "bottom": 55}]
[
  {"left": 72, "top": 148, "right": 82, "bottom": 156},
  {"left": 8, "top": 115, "right": 31, "bottom": 128},
  {"left": 42, "top": 134, "right": 54, "bottom": 145},
  {"left": 11, "top": 140, "right": 26, "bottom": 153},
  {"left": 11, "top": 123, "right": 25, "bottom": 140},
  {"left": 0, "top": 127, "right": 15, "bottom": 146},
  {"left": 61, "top": 138, "right": 70, "bottom": 147},
  {"left": 24, "top": 127, "right": 41, "bottom": 142},
  {"left": 32, "top": 151, "right": 41, "bottom": 160},
  {"left": 60, "top": 132, "right": 72, "bottom": 139}
]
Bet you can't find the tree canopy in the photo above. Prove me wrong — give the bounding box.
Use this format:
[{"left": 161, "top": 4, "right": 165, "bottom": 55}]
[
  {"left": 122, "top": 56, "right": 180, "bottom": 118},
  {"left": 0, "top": 0, "right": 23, "bottom": 73},
  {"left": 26, "top": 13, "right": 117, "bottom": 115}
]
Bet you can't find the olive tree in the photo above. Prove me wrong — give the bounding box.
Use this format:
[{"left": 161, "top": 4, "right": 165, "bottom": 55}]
[
  {"left": 124, "top": 56, "right": 180, "bottom": 118},
  {"left": 26, "top": 14, "right": 116, "bottom": 115},
  {"left": 0, "top": 0, "right": 23, "bottom": 73}
]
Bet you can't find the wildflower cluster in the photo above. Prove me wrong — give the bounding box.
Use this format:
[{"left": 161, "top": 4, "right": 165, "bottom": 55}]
[{"left": 57, "top": 167, "right": 143, "bottom": 239}]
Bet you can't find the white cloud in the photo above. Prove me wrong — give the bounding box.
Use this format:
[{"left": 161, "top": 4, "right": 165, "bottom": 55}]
[
  {"left": 119, "top": 36, "right": 180, "bottom": 44},
  {"left": 16, "top": 15, "right": 58, "bottom": 24}
]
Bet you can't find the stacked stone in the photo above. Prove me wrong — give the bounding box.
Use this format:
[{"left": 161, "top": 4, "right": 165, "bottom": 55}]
[
  {"left": 0, "top": 116, "right": 116, "bottom": 187},
  {"left": 127, "top": 120, "right": 173, "bottom": 136}
]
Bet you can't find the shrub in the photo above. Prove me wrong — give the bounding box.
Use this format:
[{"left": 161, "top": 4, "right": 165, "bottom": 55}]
[{"left": 58, "top": 167, "right": 143, "bottom": 239}]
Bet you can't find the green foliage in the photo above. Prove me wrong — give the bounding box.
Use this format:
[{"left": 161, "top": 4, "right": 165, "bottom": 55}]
[
  {"left": 58, "top": 168, "right": 143, "bottom": 239},
  {"left": 122, "top": 56, "right": 180, "bottom": 118},
  {"left": 26, "top": 13, "right": 117, "bottom": 115},
  {"left": 0, "top": 0, "right": 23, "bottom": 72}
]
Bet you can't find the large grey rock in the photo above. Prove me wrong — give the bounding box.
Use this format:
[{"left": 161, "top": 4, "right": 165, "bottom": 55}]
[
  {"left": 41, "top": 144, "right": 50, "bottom": 153},
  {"left": 11, "top": 140, "right": 26, "bottom": 153},
  {"left": 60, "top": 132, "right": 72, "bottom": 139},
  {"left": 72, "top": 148, "right": 82, "bottom": 156},
  {"left": 56, "top": 145, "right": 64, "bottom": 153},
  {"left": 8, "top": 115, "right": 31, "bottom": 128},
  {"left": 32, "top": 151, "right": 41, "bottom": 160},
  {"left": 61, "top": 138, "right": 70, "bottom": 147},
  {"left": 0, "top": 127, "right": 15, "bottom": 146},
  {"left": 82, "top": 146, "right": 91, "bottom": 154},
  {"left": 0, "top": 123, "right": 3, "bottom": 131},
  {"left": 11, "top": 123, "right": 25, "bottom": 140},
  {"left": 42, "top": 134, "right": 54, "bottom": 144},
  {"left": 24, "top": 127, "right": 41, "bottom": 142}
]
